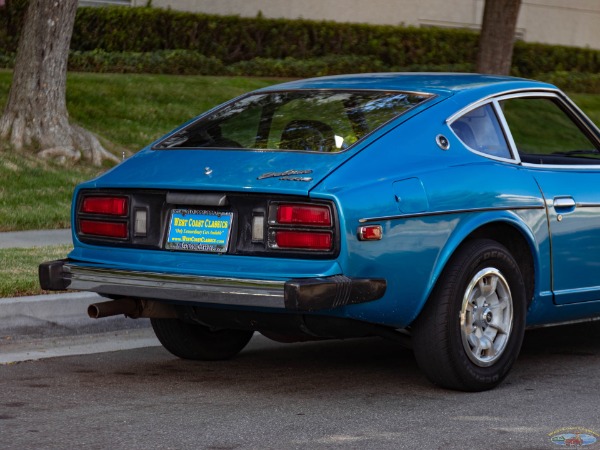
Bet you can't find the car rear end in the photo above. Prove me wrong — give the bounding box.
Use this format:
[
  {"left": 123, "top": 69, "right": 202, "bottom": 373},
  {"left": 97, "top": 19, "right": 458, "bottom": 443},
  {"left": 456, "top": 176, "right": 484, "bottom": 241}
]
[{"left": 39, "top": 77, "right": 440, "bottom": 344}]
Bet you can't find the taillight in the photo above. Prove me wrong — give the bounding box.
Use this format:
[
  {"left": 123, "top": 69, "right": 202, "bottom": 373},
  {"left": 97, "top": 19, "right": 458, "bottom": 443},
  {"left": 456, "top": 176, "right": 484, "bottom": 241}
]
[
  {"left": 81, "top": 196, "right": 128, "bottom": 216},
  {"left": 276, "top": 204, "right": 331, "bottom": 227},
  {"left": 78, "top": 194, "right": 130, "bottom": 240},
  {"left": 80, "top": 219, "right": 128, "bottom": 239},
  {"left": 269, "top": 202, "right": 335, "bottom": 252},
  {"left": 275, "top": 230, "right": 332, "bottom": 250}
]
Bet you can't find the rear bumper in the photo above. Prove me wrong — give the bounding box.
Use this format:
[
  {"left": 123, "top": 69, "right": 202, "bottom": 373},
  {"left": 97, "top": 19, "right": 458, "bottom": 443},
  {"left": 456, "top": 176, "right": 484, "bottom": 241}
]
[{"left": 39, "top": 259, "right": 386, "bottom": 312}]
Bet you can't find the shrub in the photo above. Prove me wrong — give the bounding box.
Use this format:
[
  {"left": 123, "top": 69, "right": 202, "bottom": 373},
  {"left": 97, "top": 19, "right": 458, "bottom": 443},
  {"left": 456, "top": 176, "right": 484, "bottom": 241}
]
[
  {"left": 0, "top": 5, "right": 599, "bottom": 93},
  {"left": 68, "top": 7, "right": 480, "bottom": 66},
  {"left": 536, "top": 71, "right": 600, "bottom": 94},
  {"left": 68, "top": 49, "right": 226, "bottom": 75},
  {"left": 228, "top": 56, "right": 387, "bottom": 77}
]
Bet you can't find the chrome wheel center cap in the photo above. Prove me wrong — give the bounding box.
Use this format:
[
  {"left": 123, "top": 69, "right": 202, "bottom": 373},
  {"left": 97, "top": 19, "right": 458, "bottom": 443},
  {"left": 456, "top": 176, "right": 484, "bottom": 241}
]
[
  {"left": 484, "top": 308, "right": 493, "bottom": 323},
  {"left": 474, "top": 307, "right": 493, "bottom": 329}
]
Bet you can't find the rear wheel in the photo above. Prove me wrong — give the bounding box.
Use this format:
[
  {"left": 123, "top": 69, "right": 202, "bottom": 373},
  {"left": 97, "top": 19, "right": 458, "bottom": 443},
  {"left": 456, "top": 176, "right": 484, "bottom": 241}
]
[
  {"left": 151, "top": 318, "right": 253, "bottom": 361},
  {"left": 412, "top": 239, "right": 527, "bottom": 391}
]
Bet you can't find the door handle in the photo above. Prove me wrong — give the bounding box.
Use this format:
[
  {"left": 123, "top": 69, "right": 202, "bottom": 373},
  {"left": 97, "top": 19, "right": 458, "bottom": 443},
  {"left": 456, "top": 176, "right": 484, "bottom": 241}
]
[{"left": 553, "top": 197, "right": 576, "bottom": 211}]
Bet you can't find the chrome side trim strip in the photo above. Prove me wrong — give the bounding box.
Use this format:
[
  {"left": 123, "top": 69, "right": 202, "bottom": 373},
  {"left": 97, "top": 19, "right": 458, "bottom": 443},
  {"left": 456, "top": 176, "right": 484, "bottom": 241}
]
[
  {"left": 358, "top": 205, "right": 545, "bottom": 223},
  {"left": 65, "top": 263, "right": 286, "bottom": 308},
  {"left": 522, "top": 162, "right": 600, "bottom": 170},
  {"left": 445, "top": 88, "right": 559, "bottom": 124}
]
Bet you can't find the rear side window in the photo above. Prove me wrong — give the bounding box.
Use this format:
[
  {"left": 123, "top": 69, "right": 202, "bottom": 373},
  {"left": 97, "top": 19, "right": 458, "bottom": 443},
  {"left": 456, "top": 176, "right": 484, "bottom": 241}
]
[
  {"left": 501, "top": 97, "right": 600, "bottom": 164},
  {"left": 451, "top": 104, "right": 512, "bottom": 159},
  {"left": 155, "top": 90, "right": 430, "bottom": 153}
]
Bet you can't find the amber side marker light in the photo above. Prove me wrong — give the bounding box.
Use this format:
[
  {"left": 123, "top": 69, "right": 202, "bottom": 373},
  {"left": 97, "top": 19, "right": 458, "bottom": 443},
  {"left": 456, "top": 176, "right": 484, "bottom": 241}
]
[{"left": 358, "top": 225, "right": 383, "bottom": 241}]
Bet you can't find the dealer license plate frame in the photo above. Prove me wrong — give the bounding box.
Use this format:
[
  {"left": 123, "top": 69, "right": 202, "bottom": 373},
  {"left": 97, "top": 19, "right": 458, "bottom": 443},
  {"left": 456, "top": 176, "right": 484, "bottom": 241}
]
[{"left": 165, "top": 209, "right": 234, "bottom": 253}]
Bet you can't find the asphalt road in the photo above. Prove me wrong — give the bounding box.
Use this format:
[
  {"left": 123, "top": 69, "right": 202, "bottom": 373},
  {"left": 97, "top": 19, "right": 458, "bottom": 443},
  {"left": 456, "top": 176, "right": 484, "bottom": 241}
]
[{"left": 2, "top": 322, "right": 600, "bottom": 450}]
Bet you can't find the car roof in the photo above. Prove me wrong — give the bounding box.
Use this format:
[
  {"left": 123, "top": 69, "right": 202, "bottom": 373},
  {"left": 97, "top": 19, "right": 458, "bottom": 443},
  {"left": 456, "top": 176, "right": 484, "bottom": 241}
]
[{"left": 257, "top": 72, "right": 556, "bottom": 98}]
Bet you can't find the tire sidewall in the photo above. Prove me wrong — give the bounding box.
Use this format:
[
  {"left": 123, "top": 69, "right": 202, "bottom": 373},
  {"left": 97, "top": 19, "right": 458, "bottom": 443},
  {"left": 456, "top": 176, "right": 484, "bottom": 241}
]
[{"left": 445, "top": 240, "right": 527, "bottom": 389}]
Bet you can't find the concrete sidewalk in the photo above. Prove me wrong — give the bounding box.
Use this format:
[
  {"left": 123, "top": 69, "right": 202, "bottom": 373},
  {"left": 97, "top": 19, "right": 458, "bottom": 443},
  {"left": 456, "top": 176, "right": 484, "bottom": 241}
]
[{"left": 0, "top": 229, "right": 73, "bottom": 249}]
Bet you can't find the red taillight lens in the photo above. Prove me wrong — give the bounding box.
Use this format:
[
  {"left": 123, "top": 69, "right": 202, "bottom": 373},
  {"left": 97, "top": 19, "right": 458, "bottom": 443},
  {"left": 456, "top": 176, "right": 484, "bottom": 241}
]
[
  {"left": 275, "top": 230, "right": 332, "bottom": 250},
  {"left": 277, "top": 204, "right": 331, "bottom": 227},
  {"left": 80, "top": 219, "right": 128, "bottom": 238},
  {"left": 81, "top": 196, "right": 128, "bottom": 216}
]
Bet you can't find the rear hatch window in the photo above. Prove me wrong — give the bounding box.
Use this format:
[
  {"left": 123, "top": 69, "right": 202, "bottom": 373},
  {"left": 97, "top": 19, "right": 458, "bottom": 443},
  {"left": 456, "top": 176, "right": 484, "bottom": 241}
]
[{"left": 154, "top": 90, "right": 431, "bottom": 153}]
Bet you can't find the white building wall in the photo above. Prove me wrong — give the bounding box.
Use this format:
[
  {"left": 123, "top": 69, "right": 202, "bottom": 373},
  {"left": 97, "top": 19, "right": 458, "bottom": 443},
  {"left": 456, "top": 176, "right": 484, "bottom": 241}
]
[{"left": 134, "top": 0, "right": 600, "bottom": 50}]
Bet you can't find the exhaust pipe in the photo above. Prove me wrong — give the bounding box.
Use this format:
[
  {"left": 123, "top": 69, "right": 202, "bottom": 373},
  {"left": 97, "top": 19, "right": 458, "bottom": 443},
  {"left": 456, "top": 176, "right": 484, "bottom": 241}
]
[
  {"left": 87, "top": 298, "right": 177, "bottom": 319},
  {"left": 88, "top": 299, "right": 139, "bottom": 319}
]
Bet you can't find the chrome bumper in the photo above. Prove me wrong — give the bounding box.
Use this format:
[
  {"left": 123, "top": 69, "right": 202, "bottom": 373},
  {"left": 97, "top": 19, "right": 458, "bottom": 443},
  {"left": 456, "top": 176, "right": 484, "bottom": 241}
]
[{"left": 39, "top": 259, "right": 386, "bottom": 312}]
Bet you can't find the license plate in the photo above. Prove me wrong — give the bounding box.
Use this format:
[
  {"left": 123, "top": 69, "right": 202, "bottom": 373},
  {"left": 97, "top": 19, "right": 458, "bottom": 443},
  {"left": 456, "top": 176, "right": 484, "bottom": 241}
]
[{"left": 166, "top": 209, "right": 233, "bottom": 253}]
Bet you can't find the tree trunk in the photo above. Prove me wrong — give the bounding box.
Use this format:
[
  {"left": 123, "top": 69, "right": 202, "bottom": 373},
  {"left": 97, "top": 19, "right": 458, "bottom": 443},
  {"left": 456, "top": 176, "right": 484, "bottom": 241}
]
[
  {"left": 476, "top": 0, "right": 522, "bottom": 75},
  {"left": 0, "top": 0, "right": 117, "bottom": 165}
]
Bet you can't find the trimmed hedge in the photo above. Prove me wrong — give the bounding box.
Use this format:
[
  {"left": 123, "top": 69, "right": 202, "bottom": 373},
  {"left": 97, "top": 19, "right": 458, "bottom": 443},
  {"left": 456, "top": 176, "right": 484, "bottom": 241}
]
[
  {"left": 67, "top": 49, "right": 226, "bottom": 75},
  {"left": 536, "top": 71, "right": 600, "bottom": 95},
  {"left": 61, "top": 52, "right": 474, "bottom": 78},
  {"left": 69, "top": 7, "right": 479, "bottom": 67},
  {"left": 0, "top": 0, "right": 28, "bottom": 51},
  {"left": 0, "top": 49, "right": 598, "bottom": 93},
  {"left": 0, "top": 4, "right": 477, "bottom": 66},
  {"left": 71, "top": 7, "right": 600, "bottom": 75},
  {"left": 0, "top": 5, "right": 599, "bottom": 91},
  {"left": 513, "top": 42, "right": 600, "bottom": 77}
]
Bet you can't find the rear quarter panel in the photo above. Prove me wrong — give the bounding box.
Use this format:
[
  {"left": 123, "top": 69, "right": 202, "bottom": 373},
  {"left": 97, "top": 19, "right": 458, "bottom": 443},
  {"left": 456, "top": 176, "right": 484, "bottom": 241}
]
[{"left": 312, "top": 108, "right": 550, "bottom": 328}]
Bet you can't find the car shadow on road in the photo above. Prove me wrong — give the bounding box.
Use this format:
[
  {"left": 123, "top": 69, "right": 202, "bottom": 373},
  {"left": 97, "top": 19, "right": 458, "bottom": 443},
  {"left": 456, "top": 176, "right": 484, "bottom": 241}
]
[
  {"left": 113, "top": 320, "right": 600, "bottom": 395},
  {"left": 29, "top": 320, "right": 598, "bottom": 397}
]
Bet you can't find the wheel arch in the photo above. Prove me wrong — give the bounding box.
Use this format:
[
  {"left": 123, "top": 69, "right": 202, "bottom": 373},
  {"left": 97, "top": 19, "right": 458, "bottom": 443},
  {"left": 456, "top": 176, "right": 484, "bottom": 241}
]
[
  {"left": 413, "top": 214, "right": 539, "bottom": 326},
  {"left": 467, "top": 222, "right": 535, "bottom": 304}
]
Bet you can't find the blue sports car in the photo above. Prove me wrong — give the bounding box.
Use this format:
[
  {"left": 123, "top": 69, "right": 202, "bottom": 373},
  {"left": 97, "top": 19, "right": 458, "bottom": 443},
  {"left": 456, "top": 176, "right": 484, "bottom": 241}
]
[{"left": 40, "top": 73, "right": 600, "bottom": 391}]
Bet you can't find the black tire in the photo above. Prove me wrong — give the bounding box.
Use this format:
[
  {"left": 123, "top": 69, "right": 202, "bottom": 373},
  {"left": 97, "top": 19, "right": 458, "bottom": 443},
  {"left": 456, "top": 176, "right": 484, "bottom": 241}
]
[
  {"left": 151, "top": 318, "right": 254, "bottom": 361},
  {"left": 412, "top": 239, "right": 527, "bottom": 391}
]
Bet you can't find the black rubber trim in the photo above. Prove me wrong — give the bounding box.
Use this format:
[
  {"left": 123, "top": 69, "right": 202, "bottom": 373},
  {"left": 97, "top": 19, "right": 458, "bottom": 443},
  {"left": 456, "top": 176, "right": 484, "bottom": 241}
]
[
  {"left": 39, "top": 259, "right": 71, "bottom": 290},
  {"left": 284, "top": 276, "right": 386, "bottom": 311}
]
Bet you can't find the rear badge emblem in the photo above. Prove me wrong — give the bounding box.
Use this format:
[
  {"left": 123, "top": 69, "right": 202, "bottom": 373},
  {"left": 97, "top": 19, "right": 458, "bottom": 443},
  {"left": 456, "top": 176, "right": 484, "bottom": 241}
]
[{"left": 258, "top": 169, "right": 313, "bottom": 181}]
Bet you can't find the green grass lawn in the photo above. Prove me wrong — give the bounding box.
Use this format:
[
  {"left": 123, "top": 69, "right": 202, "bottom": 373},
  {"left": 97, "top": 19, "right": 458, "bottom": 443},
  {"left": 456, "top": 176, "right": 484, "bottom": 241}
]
[
  {"left": 570, "top": 92, "right": 600, "bottom": 125},
  {"left": 0, "top": 245, "right": 72, "bottom": 297}
]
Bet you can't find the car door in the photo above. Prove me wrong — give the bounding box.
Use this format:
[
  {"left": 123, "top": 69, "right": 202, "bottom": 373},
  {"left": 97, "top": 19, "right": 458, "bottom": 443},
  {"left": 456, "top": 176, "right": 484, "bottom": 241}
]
[{"left": 499, "top": 93, "right": 600, "bottom": 305}]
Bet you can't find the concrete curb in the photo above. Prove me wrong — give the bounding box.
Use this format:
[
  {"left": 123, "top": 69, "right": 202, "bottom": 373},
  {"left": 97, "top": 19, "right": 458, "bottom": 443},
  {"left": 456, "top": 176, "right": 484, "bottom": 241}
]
[
  {"left": 0, "top": 229, "right": 73, "bottom": 249},
  {"left": 0, "top": 292, "right": 100, "bottom": 328},
  {"left": 0, "top": 230, "right": 152, "bottom": 349},
  {"left": 0, "top": 292, "right": 150, "bottom": 339}
]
